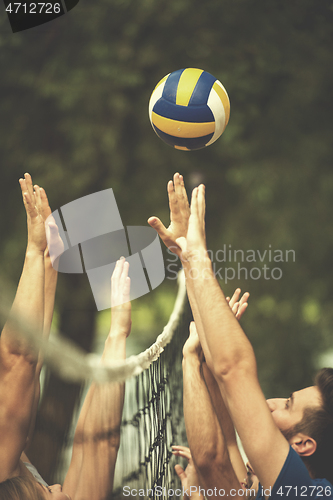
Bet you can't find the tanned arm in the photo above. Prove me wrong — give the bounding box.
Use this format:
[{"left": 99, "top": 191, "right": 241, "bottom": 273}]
[
  {"left": 177, "top": 185, "right": 290, "bottom": 492},
  {"left": 0, "top": 174, "right": 47, "bottom": 481},
  {"left": 63, "top": 258, "right": 130, "bottom": 500}
]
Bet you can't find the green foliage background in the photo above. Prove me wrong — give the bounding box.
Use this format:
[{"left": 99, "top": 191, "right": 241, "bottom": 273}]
[{"left": 0, "top": 0, "right": 333, "bottom": 481}]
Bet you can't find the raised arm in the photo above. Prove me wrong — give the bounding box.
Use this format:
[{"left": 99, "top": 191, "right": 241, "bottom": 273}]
[
  {"left": 176, "top": 185, "right": 290, "bottom": 492},
  {"left": 63, "top": 257, "right": 131, "bottom": 500},
  {"left": 203, "top": 287, "right": 248, "bottom": 485},
  {"left": 149, "top": 175, "right": 249, "bottom": 491},
  {"left": 201, "top": 361, "right": 247, "bottom": 485},
  {"left": 179, "top": 322, "right": 243, "bottom": 499},
  {"left": 0, "top": 174, "right": 47, "bottom": 481},
  {"left": 18, "top": 175, "right": 64, "bottom": 459}
]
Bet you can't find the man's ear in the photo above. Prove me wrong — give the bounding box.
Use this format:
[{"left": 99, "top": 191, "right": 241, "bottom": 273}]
[{"left": 290, "top": 433, "right": 317, "bottom": 457}]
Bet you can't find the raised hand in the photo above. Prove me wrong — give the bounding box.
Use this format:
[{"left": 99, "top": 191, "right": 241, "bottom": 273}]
[
  {"left": 172, "top": 445, "right": 205, "bottom": 499},
  {"left": 226, "top": 289, "right": 250, "bottom": 320},
  {"left": 148, "top": 172, "right": 190, "bottom": 257},
  {"left": 110, "top": 257, "right": 131, "bottom": 337},
  {"left": 19, "top": 173, "right": 64, "bottom": 263},
  {"left": 176, "top": 185, "right": 207, "bottom": 263},
  {"left": 42, "top": 191, "right": 65, "bottom": 267},
  {"left": 19, "top": 173, "right": 47, "bottom": 253}
]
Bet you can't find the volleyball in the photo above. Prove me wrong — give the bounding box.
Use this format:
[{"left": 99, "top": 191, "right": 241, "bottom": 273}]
[{"left": 148, "top": 68, "right": 230, "bottom": 151}]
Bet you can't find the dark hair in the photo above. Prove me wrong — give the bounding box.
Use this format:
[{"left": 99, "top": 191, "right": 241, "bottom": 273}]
[
  {"left": 285, "top": 368, "right": 333, "bottom": 484},
  {"left": 0, "top": 475, "right": 45, "bottom": 500}
]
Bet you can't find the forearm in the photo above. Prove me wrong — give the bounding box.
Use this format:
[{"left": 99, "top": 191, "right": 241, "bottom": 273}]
[
  {"left": 183, "top": 354, "right": 227, "bottom": 477},
  {"left": 43, "top": 252, "right": 58, "bottom": 339},
  {"left": 24, "top": 254, "right": 58, "bottom": 456},
  {"left": 183, "top": 264, "right": 214, "bottom": 368},
  {"left": 1, "top": 248, "right": 44, "bottom": 361},
  {"left": 202, "top": 362, "right": 237, "bottom": 446},
  {"left": 184, "top": 261, "right": 247, "bottom": 484},
  {"left": 71, "top": 330, "right": 126, "bottom": 448},
  {"left": 101, "top": 329, "right": 127, "bottom": 364},
  {"left": 202, "top": 363, "right": 247, "bottom": 483},
  {"left": 185, "top": 256, "right": 256, "bottom": 378},
  {"left": 65, "top": 380, "right": 123, "bottom": 500},
  {"left": 183, "top": 354, "right": 243, "bottom": 498},
  {"left": 98, "top": 331, "right": 127, "bottom": 445},
  {"left": 65, "top": 331, "right": 126, "bottom": 499},
  {"left": 65, "top": 259, "right": 130, "bottom": 498}
]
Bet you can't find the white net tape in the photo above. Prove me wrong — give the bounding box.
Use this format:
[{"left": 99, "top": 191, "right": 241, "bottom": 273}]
[{"left": 0, "top": 270, "right": 186, "bottom": 384}]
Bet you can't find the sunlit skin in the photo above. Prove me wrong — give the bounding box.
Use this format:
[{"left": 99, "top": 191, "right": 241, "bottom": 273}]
[
  {"left": 266, "top": 386, "right": 322, "bottom": 433},
  {"left": 38, "top": 483, "right": 72, "bottom": 500}
]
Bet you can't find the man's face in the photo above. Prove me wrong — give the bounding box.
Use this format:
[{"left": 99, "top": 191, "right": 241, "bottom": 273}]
[{"left": 266, "top": 385, "right": 322, "bottom": 433}]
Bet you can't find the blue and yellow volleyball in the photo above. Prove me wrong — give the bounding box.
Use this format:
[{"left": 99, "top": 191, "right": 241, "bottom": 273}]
[{"left": 149, "top": 68, "right": 230, "bottom": 151}]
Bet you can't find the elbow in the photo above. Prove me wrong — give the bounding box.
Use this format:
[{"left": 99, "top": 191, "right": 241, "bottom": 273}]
[
  {"left": 109, "top": 431, "right": 121, "bottom": 452},
  {"left": 194, "top": 443, "right": 230, "bottom": 478},
  {"left": 194, "top": 449, "right": 218, "bottom": 475},
  {"left": 0, "top": 351, "right": 38, "bottom": 381},
  {"left": 213, "top": 356, "right": 257, "bottom": 386},
  {"left": 1, "top": 342, "right": 38, "bottom": 368},
  {"left": 212, "top": 344, "right": 257, "bottom": 383},
  {"left": 192, "top": 432, "right": 225, "bottom": 473},
  {"left": 104, "top": 425, "right": 122, "bottom": 452}
]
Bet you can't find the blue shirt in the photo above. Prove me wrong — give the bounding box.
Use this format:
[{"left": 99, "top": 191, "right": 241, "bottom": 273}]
[{"left": 256, "top": 447, "right": 333, "bottom": 499}]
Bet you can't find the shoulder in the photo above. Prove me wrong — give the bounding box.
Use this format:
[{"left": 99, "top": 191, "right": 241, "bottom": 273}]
[{"left": 256, "top": 447, "right": 333, "bottom": 500}]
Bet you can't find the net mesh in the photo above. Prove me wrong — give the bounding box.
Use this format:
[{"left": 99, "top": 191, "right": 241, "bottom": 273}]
[{"left": 113, "top": 301, "right": 191, "bottom": 498}]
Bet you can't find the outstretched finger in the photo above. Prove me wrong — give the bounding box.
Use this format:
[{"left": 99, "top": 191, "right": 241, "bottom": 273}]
[
  {"left": 34, "top": 185, "right": 42, "bottom": 215},
  {"left": 174, "top": 173, "right": 190, "bottom": 217},
  {"left": 172, "top": 445, "right": 191, "bottom": 462},
  {"left": 22, "top": 189, "right": 39, "bottom": 220},
  {"left": 19, "top": 178, "right": 36, "bottom": 216},
  {"left": 168, "top": 178, "right": 180, "bottom": 217},
  {"left": 239, "top": 291, "right": 250, "bottom": 308},
  {"left": 24, "top": 173, "right": 36, "bottom": 207},
  {"left": 111, "top": 258, "right": 125, "bottom": 302},
  {"left": 197, "top": 184, "right": 206, "bottom": 229},
  {"left": 174, "top": 464, "right": 187, "bottom": 482},
  {"left": 123, "top": 276, "right": 131, "bottom": 303},
  {"left": 229, "top": 288, "right": 241, "bottom": 309},
  {"left": 236, "top": 302, "right": 248, "bottom": 320},
  {"left": 231, "top": 302, "right": 239, "bottom": 315},
  {"left": 19, "top": 177, "right": 28, "bottom": 206},
  {"left": 40, "top": 187, "right": 52, "bottom": 219},
  {"left": 147, "top": 216, "right": 168, "bottom": 239},
  {"left": 120, "top": 260, "right": 131, "bottom": 302},
  {"left": 190, "top": 187, "right": 199, "bottom": 220}
]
